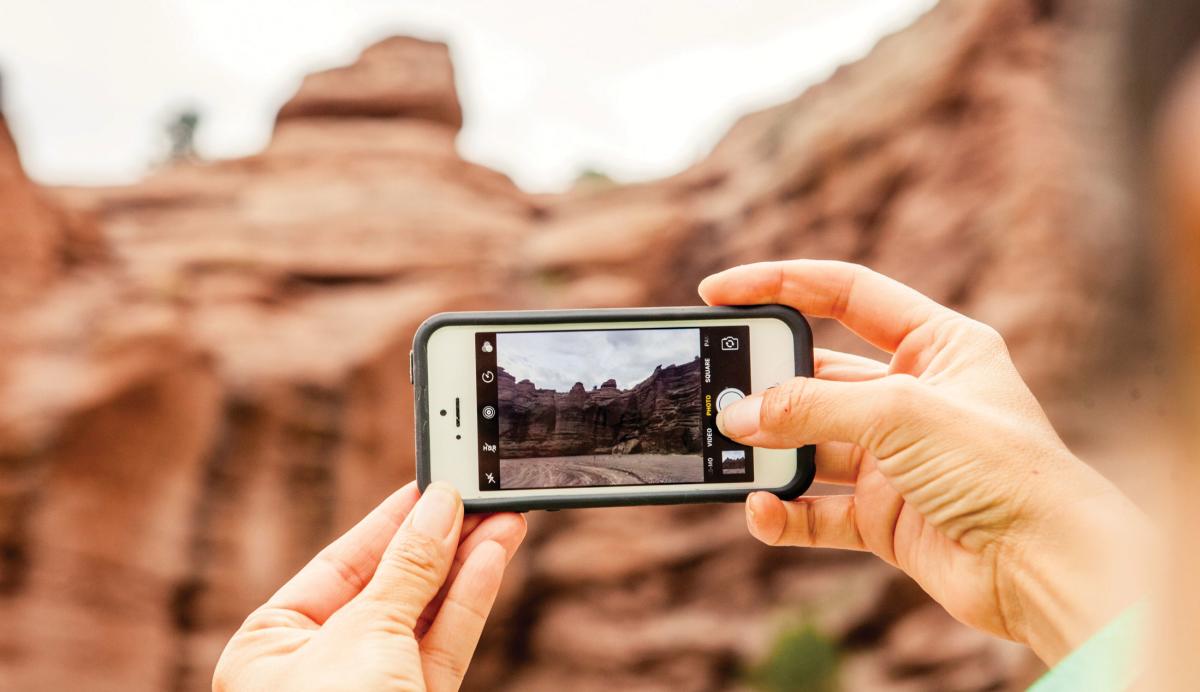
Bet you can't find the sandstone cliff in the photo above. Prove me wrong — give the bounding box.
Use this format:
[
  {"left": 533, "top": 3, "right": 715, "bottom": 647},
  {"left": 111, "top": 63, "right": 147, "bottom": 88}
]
[
  {"left": 0, "top": 1, "right": 1134, "bottom": 689},
  {"left": 497, "top": 359, "right": 703, "bottom": 458}
]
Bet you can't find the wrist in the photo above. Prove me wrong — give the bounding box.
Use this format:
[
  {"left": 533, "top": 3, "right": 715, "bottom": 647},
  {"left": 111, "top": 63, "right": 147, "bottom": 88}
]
[{"left": 999, "top": 483, "right": 1153, "bottom": 664}]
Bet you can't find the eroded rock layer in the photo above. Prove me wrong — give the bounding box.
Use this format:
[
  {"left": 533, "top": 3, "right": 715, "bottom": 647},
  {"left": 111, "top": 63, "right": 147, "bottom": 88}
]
[{"left": 498, "top": 360, "right": 703, "bottom": 458}]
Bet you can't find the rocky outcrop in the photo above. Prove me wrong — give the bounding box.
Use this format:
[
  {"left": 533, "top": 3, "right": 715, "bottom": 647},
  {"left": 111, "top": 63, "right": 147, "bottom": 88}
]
[
  {"left": 276, "top": 37, "right": 464, "bottom": 127},
  {"left": 0, "top": 0, "right": 1135, "bottom": 689},
  {"left": 0, "top": 116, "right": 105, "bottom": 308},
  {"left": 497, "top": 359, "right": 702, "bottom": 458},
  {"left": 0, "top": 107, "right": 221, "bottom": 692}
]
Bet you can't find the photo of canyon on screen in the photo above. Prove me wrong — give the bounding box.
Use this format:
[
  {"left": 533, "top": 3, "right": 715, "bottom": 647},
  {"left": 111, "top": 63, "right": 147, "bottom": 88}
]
[{"left": 474, "top": 327, "right": 754, "bottom": 491}]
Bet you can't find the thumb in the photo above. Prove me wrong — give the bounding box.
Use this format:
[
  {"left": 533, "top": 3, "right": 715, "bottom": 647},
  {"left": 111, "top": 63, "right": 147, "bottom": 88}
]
[
  {"left": 717, "top": 375, "right": 937, "bottom": 458},
  {"left": 359, "top": 482, "right": 464, "bottom": 630}
]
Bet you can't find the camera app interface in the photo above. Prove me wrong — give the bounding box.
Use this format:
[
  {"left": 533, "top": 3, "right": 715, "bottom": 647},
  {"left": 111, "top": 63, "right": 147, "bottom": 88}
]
[{"left": 474, "top": 326, "right": 753, "bottom": 491}]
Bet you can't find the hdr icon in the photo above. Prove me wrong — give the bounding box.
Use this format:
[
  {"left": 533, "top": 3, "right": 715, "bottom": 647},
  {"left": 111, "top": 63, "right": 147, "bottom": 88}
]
[{"left": 481, "top": 442, "right": 497, "bottom": 453}]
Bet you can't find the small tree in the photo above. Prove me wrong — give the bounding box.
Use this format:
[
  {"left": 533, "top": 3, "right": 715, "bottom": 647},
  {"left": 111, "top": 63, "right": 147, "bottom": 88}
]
[{"left": 166, "top": 109, "right": 201, "bottom": 162}]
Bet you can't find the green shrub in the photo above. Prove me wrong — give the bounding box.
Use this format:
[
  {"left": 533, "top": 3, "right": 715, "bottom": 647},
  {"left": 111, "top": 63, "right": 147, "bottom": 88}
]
[{"left": 746, "top": 619, "right": 840, "bottom": 692}]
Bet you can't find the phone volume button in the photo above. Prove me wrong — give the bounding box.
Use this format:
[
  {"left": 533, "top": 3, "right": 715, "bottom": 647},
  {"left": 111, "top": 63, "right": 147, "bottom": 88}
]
[{"left": 409, "top": 350, "right": 415, "bottom": 384}]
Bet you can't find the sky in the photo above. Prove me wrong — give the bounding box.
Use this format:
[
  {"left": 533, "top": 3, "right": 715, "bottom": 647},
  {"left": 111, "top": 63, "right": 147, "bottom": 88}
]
[
  {"left": 0, "top": 0, "right": 935, "bottom": 191},
  {"left": 498, "top": 329, "right": 700, "bottom": 393}
]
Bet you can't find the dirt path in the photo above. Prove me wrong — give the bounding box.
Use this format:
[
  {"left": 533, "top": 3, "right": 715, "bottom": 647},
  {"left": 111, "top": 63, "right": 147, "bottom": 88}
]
[{"left": 499, "top": 453, "right": 703, "bottom": 488}]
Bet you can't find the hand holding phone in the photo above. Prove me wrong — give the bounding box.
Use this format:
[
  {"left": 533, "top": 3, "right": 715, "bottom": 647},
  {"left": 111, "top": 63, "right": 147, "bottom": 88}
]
[
  {"left": 411, "top": 306, "right": 815, "bottom": 512},
  {"left": 697, "top": 260, "right": 1154, "bottom": 666}
]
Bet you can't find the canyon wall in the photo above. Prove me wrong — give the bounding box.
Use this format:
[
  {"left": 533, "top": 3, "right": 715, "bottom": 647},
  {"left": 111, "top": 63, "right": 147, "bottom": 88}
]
[
  {"left": 497, "top": 359, "right": 703, "bottom": 458},
  {"left": 0, "top": 0, "right": 1134, "bottom": 690}
]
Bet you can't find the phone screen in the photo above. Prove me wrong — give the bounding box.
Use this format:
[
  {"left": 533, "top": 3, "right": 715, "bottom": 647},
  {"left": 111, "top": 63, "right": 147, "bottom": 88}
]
[{"left": 473, "top": 326, "right": 753, "bottom": 491}]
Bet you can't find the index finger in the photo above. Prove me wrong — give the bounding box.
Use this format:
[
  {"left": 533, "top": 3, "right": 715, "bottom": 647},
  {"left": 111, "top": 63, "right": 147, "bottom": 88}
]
[
  {"left": 263, "top": 482, "right": 420, "bottom": 625},
  {"left": 698, "top": 260, "right": 953, "bottom": 354}
]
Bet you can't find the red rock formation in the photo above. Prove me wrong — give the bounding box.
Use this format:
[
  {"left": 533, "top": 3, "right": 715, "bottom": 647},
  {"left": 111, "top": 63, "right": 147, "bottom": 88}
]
[
  {"left": 498, "top": 358, "right": 703, "bottom": 459},
  {"left": 0, "top": 115, "right": 105, "bottom": 308},
  {"left": 0, "top": 106, "right": 221, "bottom": 692},
  {"left": 276, "top": 37, "right": 464, "bottom": 127},
  {"left": 0, "top": 1, "right": 1131, "bottom": 689}
]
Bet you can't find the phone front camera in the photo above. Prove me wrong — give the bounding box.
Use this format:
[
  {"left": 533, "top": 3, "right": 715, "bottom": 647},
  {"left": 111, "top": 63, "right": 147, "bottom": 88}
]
[{"left": 440, "top": 409, "right": 447, "bottom": 417}]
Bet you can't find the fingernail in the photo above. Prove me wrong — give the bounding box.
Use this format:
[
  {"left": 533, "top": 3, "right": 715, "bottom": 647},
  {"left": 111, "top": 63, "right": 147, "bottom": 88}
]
[
  {"left": 717, "top": 396, "right": 761, "bottom": 438},
  {"left": 411, "top": 482, "right": 460, "bottom": 539}
]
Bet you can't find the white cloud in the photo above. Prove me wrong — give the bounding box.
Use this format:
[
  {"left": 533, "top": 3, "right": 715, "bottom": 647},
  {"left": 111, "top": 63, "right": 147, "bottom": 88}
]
[
  {"left": 498, "top": 328, "right": 700, "bottom": 392},
  {"left": 0, "top": 0, "right": 935, "bottom": 189}
]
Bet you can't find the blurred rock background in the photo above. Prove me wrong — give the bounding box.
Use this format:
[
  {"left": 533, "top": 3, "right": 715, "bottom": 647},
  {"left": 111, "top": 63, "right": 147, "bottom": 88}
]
[{"left": 0, "top": 0, "right": 1156, "bottom": 689}]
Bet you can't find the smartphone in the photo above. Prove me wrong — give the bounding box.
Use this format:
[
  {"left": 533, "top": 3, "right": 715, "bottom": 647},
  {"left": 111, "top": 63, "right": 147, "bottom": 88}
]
[{"left": 411, "top": 306, "right": 815, "bottom": 512}]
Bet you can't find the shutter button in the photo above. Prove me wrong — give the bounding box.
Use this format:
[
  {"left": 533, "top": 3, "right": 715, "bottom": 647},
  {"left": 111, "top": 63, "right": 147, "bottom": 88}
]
[{"left": 716, "top": 388, "right": 745, "bottom": 411}]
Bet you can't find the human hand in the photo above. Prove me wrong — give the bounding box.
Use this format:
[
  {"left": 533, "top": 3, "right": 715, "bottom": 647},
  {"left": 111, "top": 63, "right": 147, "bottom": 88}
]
[
  {"left": 700, "top": 260, "right": 1150, "bottom": 665},
  {"left": 213, "top": 481, "right": 526, "bottom": 691}
]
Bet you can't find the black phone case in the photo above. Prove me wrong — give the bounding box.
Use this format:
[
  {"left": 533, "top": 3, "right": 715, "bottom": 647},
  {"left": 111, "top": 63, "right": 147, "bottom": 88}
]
[{"left": 411, "top": 305, "right": 815, "bottom": 512}]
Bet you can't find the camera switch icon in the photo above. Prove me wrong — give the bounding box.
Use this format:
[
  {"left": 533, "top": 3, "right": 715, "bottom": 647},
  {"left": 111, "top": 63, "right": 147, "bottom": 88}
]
[{"left": 720, "top": 336, "right": 739, "bottom": 351}]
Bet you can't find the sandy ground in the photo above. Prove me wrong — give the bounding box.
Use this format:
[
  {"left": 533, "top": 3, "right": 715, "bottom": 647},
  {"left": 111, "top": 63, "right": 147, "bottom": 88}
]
[{"left": 499, "top": 453, "right": 703, "bottom": 488}]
